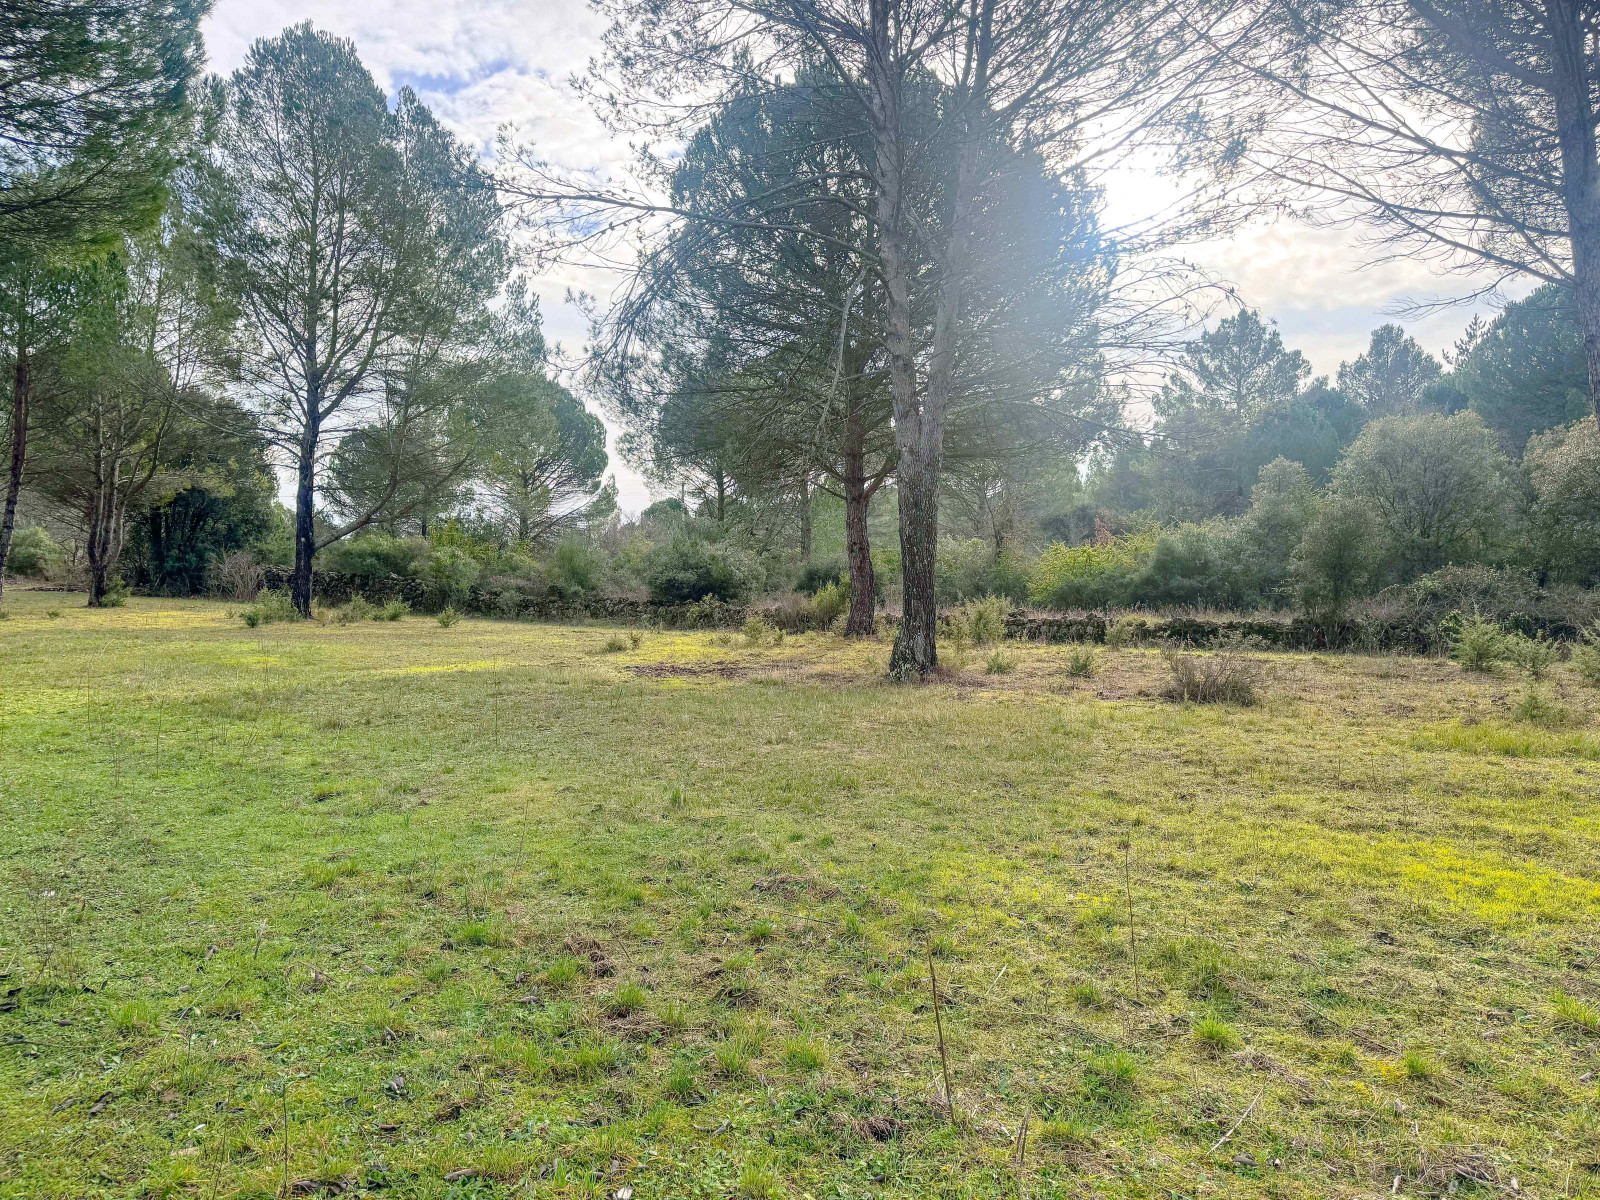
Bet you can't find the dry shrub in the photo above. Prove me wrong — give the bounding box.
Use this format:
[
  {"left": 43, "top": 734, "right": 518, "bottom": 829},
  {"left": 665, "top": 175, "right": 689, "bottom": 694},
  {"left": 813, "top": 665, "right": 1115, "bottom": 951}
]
[
  {"left": 1161, "top": 639, "right": 1261, "bottom": 705},
  {"left": 212, "top": 550, "right": 265, "bottom": 601}
]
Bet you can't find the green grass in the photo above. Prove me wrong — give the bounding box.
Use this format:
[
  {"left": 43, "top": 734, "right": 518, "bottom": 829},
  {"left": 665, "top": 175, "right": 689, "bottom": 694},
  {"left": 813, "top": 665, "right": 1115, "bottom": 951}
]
[{"left": 2, "top": 593, "right": 1600, "bottom": 1196}]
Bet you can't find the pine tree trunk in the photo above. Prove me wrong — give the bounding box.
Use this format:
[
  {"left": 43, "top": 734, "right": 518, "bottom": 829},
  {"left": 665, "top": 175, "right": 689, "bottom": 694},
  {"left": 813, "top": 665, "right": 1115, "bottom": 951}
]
[
  {"left": 86, "top": 496, "right": 110, "bottom": 606},
  {"left": 867, "top": 3, "right": 939, "bottom": 677},
  {"left": 890, "top": 454, "right": 939, "bottom": 671},
  {"left": 1548, "top": 2, "right": 1600, "bottom": 418},
  {"left": 0, "top": 351, "right": 29, "bottom": 605},
  {"left": 843, "top": 474, "right": 876, "bottom": 636},
  {"left": 291, "top": 420, "right": 318, "bottom": 616}
]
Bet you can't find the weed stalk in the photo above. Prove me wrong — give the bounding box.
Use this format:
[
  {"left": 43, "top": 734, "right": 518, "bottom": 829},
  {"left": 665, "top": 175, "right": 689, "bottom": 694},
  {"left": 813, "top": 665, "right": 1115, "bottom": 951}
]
[
  {"left": 926, "top": 938, "right": 956, "bottom": 1125},
  {"left": 1123, "top": 843, "right": 1140, "bottom": 1001}
]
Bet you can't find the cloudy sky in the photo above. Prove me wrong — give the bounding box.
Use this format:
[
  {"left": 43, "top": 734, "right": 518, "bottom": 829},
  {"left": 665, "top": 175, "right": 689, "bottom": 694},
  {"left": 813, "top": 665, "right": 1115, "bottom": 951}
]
[{"left": 204, "top": 0, "right": 1513, "bottom": 514}]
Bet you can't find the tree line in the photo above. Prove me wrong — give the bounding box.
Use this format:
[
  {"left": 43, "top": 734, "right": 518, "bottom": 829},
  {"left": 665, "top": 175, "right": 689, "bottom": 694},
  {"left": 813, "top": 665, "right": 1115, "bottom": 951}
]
[
  {"left": 10, "top": 0, "right": 1600, "bottom": 671},
  {"left": 0, "top": 10, "right": 610, "bottom": 613},
  {"left": 505, "top": 0, "right": 1600, "bottom": 675}
]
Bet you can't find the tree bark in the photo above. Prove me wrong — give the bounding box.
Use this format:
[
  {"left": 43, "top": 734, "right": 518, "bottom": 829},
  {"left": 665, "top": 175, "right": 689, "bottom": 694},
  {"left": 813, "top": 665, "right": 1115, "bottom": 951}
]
[
  {"left": 842, "top": 470, "right": 877, "bottom": 636},
  {"left": 0, "top": 350, "right": 28, "bottom": 606},
  {"left": 86, "top": 495, "right": 111, "bottom": 605},
  {"left": 866, "top": 0, "right": 940, "bottom": 677},
  {"left": 291, "top": 415, "right": 318, "bottom": 616},
  {"left": 1547, "top": 0, "right": 1600, "bottom": 417}
]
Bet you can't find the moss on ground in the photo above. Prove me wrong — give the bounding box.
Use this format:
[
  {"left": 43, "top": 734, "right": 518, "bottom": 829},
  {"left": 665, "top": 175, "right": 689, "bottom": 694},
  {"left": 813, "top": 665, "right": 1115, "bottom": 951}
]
[{"left": 0, "top": 592, "right": 1597, "bottom": 1197}]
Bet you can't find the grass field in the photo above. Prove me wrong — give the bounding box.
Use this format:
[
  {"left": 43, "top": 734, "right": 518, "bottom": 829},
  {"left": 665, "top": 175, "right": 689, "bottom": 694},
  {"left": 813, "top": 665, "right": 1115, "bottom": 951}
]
[{"left": 2, "top": 591, "right": 1599, "bottom": 1199}]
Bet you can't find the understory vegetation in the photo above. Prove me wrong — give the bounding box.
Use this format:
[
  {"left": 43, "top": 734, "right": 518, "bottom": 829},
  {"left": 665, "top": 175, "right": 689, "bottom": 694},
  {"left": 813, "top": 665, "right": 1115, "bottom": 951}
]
[{"left": 3, "top": 595, "right": 1600, "bottom": 1198}]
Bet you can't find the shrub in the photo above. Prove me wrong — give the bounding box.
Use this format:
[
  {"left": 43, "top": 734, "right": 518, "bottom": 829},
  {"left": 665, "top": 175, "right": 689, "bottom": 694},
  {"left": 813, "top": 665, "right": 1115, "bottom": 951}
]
[
  {"left": 1028, "top": 530, "right": 1158, "bottom": 610},
  {"left": 1161, "top": 640, "right": 1261, "bottom": 705},
  {"left": 743, "top": 615, "right": 776, "bottom": 646},
  {"left": 1397, "top": 565, "right": 1600, "bottom": 647},
  {"left": 984, "top": 650, "right": 1015, "bottom": 675},
  {"left": 808, "top": 579, "right": 848, "bottom": 627},
  {"left": 1292, "top": 498, "right": 1383, "bottom": 623},
  {"left": 645, "top": 536, "right": 756, "bottom": 604},
  {"left": 7, "top": 526, "right": 62, "bottom": 577},
  {"left": 379, "top": 599, "right": 408, "bottom": 621},
  {"left": 550, "top": 539, "right": 605, "bottom": 594},
  {"left": 1104, "top": 614, "right": 1145, "bottom": 649},
  {"left": 952, "top": 595, "right": 1009, "bottom": 646},
  {"left": 602, "top": 634, "right": 629, "bottom": 653},
  {"left": 241, "top": 590, "right": 299, "bottom": 627},
  {"left": 1131, "top": 521, "right": 1250, "bottom": 610},
  {"left": 1066, "top": 648, "right": 1099, "bottom": 678},
  {"left": 937, "top": 539, "right": 1031, "bottom": 604},
  {"left": 1513, "top": 687, "right": 1569, "bottom": 727},
  {"left": 436, "top": 606, "right": 460, "bottom": 628},
  {"left": 322, "top": 533, "right": 421, "bottom": 580},
  {"left": 1505, "top": 632, "right": 1560, "bottom": 679},
  {"left": 337, "top": 596, "right": 378, "bottom": 624},
  {"left": 99, "top": 579, "right": 128, "bottom": 606},
  {"left": 1450, "top": 614, "right": 1509, "bottom": 672},
  {"left": 1574, "top": 625, "right": 1600, "bottom": 686},
  {"left": 211, "top": 550, "right": 264, "bottom": 601},
  {"left": 417, "top": 544, "right": 482, "bottom": 609},
  {"left": 795, "top": 559, "right": 846, "bottom": 594}
]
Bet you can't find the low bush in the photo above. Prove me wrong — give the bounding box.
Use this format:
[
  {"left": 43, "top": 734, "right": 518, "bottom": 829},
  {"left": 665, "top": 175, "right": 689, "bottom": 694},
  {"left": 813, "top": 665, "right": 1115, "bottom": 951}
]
[
  {"left": 808, "top": 579, "right": 848, "bottom": 627},
  {"left": 1574, "top": 625, "right": 1600, "bottom": 686},
  {"left": 795, "top": 559, "right": 846, "bottom": 594},
  {"left": 242, "top": 590, "right": 299, "bottom": 627},
  {"left": 436, "top": 607, "right": 460, "bottom": 628},
  {"left": 984, "top": 650, "right": 1014, "bottom": 675},
  {"left": 1104, "top": 614, "right": 1146, "bottom": 649},
  {"left": 1161, "top": 640, "right": 1261, "bottom": 705},
  {"left": 645, "top": 536, "right": 757, "bottom": 605},
  {"left": 7, "top": 525, "right": 62, "bottom": 577},
  {"left": 1398, "top": 565, "right": 1600, "bottom": 647},
  {"left": 211, "top": 550, "right": 264, "bottom": 601},
  {"left": 1027, "top": 530, "right": 1158, "bottom": 610},
  {"left": 337, "top": 596, "right": 379, "bottom": 624},
  {"left": 951, "top": 595, "right": 1009, "bottom": 647},
  {"left": 1513, "top": 687, "right": 1570, "bottom": 727},
  {"left": 1450, "top": 614, "right": 1509, "bottom": 672},
  {"left": 936, "top": 539, "right": 1030, "bottom": 603},
  {"left": 417, "top": 544, "right": 482, "bottom": 610},
  {"left": 1066, "top": 648, "right": 1099, "bottom": 678},
  {"left": 1505, "top": 632, "right": 1560, "bottom": 679}
]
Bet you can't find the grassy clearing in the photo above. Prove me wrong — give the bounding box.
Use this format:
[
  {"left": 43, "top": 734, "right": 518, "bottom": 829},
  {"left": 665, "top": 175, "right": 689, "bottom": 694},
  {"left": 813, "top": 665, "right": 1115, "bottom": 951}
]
[{"left": 1, "top": 592, "right": 1599, "bottom": 1198}]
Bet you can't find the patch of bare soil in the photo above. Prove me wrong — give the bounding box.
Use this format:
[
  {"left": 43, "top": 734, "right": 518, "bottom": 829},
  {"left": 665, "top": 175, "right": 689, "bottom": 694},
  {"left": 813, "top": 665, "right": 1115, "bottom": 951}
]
[{"left": 625, "top": 663, "right": 750, "bottom": 680}]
